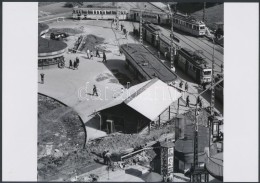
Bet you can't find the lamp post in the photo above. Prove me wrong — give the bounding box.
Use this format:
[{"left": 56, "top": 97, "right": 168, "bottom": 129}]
[
  {"left": 167, "top": 4, "right": 176, "bottom": 72},
  {"left": 210, "top": 38, "right": 216, "bottom": 116}
]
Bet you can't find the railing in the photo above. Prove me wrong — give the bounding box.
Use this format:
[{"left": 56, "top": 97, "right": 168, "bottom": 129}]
[{"left": 205, "top": 152, "right": 223, "bottom": 178}]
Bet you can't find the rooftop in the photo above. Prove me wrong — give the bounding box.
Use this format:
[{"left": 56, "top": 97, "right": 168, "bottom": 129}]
[
  {"left": 38, "top": 23, "right": 67, "bottom": 54},
  {"left": 120, "top": 43, "right": 178, "bottom": 83},
  {"left": 97, "top": 78, "right": 182, "bottom": 121}
]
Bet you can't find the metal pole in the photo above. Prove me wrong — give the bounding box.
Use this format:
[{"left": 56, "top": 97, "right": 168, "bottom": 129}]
[
  {"left": 168, "top": 4, "right": 176, "bottom": 71},
  {"left": 139, "top": 8, "right": 143, "bottom": 44},
  {"left": 210, "top": 41, "right": 215, "bottom": 115},
  {"left": 203, "top": 2, "right": 206, "bottom": 23}
]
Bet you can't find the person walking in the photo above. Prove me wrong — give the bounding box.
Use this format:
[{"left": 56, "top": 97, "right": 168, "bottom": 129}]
[
  {"left": 186, "top": 95, "right": 190, "bottom": 107},
  {"left": 164, "top": 51, "right": 167, "bottom": 58},
  {"left": 90, "top": 50, "right": 94, "bottom": 60},
  {"left": 157, "top": 51, "right": 160, "bottom": 59},
  {"left": 102, "top": 51, "right": 107, "bottom": 63},
  {"left": 40, "top": 73, "right": 45, "bottom": 84},
  {"left": 102, "top": 150, "right": 107, "bottom": 165},
  {"left": 76, "top": 57, "right": 79, "bottom": 64},
  {"left": 87, "top": 49, "right": 90, "bottom": 59},
  {"left": 179, "top": 81, "right": 183, "bottom": 89},
  {"left": 92, "top": 85, "right": 98, "bottom": 96},
  {"left": 221, "top": 64, "right": 223, "bottom": 73},
  {"left": 96, "top": 49, "right": 100, "bottom": 57},
  {"left": 185, "top": 82, "right": 188, "bottom": 91},
  {"left": 73, "top": 60, "right": 77, "bottom": 70},
  {"left": 69, "top": 60, "right": 72, "bottom": 69},
  {"left": 105, "top": 150, "right": 112, "bottom": 166},
  {"left": 125, "top": 31, "right": 128, "bottom": 39}
]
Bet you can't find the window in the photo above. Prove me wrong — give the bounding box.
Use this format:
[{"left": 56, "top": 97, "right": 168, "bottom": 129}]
[
  {"left": 112, "top": 11, "right": 116, "bottom": 15},
  {"left": 88, "top": 10, "right": 93, "bottom": 14},
  {"left": 203, "top": 70, "right": 211, "bottom": 75},
  {"left": 200, "top": 26, "right": 205, "bottom": 30}
]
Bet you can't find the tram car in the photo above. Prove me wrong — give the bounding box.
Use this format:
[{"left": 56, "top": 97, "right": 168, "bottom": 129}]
[
  {"left": 72, "top": 6, "right": 128, "bottom": 20},
  {"left": 214, "top": 74, "right": 223, "bottom": 103},
  {"left": 129, "top": 8, "right": 169, "bottom": 25},
  {"left": 176, "top": 48, "right": 212, "bottom": 84},
  {"left": 172, "top": 13, "right": 206, "bottom": 36}
]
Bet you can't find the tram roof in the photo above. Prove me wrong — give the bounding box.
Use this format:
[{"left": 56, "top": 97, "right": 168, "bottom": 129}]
[
  {"left": 173, "top": 13, "right": 205, "bottom": 26},
  {"left": 120, "top": 43, "right": 178, "bottom": 83},
  {"left": 130, "top": 8, "right": 167, "bottom": 14},
  {"left": 180, "top": 47, "right": 210, "bottom": 68},
  {"left": 143, "top": 22, "right": 160, "bottom": 33},
  {"left": 73, "top": 6, "right": 127, "bottom": 11}
]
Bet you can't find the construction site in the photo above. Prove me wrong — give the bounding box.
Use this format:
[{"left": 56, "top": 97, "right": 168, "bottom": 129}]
[{"left": 38, "top": 2, "right": 224, "bottom": 182}]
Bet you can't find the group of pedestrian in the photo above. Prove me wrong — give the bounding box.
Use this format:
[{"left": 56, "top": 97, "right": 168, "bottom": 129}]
[
  {"left": 102, "top": 150, "right": 112, "bottom": 166},
  {"left": 179, "top": 81, "right": 189, "bottom": 91},
  {"left": 86, "top": 48, "right": 107, "bottom": 63},
  {"left": 69, "top": 57, "right": 80, "bottom": 70}
]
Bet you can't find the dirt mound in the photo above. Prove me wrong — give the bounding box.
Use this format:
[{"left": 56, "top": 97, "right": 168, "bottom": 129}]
[
  {"left": 49, "top": 28, "right": 83, "bottom": 35},
  {"left": 79, "top": 34, "right": 105, "bottom": 52}
]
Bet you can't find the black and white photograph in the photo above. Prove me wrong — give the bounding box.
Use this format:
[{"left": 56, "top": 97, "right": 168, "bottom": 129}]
[
  {"left": 37, "top": 2, "right": 223, "bottom": 182},
  {"left": 2, "top": 1, "right": 259, "bottom": 182}
]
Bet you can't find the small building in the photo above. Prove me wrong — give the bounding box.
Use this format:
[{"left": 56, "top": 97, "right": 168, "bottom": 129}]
[
  {"left": 95, "top": 78, "right": 181, "bottom": 134},
  {"left": 38, "top": 23, "right": 67, "bottom": 69},
  {"left": 174, "top": 123, "right": 210, "bottom": 173}
]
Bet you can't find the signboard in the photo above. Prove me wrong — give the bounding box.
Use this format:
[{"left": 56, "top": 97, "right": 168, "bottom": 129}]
[{"left": 160, "top": 144, "right": 174, "bottom": 177}]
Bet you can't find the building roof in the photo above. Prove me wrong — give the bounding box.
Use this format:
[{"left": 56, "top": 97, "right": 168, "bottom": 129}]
[
  {"left": 120, "top": 44, "right": 178, "bottom": 83},
  {"left": 97, "top": 78, "right": 182, "bottom": 121},
  {"left": 38, "top": 23, "right": 67, "bottom": 54}
]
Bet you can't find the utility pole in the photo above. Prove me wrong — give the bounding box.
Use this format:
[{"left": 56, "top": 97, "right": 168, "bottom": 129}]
[
  {"left": 167, "top": 4, "right": 176, "bottom": 72},
  {"left": 139, "top": 4, "right": 144, "bottom": 44},
  {"left": 116, "top": 3, "right": 119, "bottom": 30},
  {"left": 192, "top": 77, "right": 223, "bottom": 182},
  {"left": 203, "top": 2, "right": 206, "bottom": 23},
  {"left": 210, "top": 41, "right": 216, "bottom": 116}
]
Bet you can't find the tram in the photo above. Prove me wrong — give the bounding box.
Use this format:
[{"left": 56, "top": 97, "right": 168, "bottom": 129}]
[
  {"left": 176, "top": 48, "right": 212, "bottom": 84},
  {"left": 72, "top": 6, "right": 128, "bottom": 20},
  {"left": 172, "top": 13, "right": 206, "bottom": 36}
]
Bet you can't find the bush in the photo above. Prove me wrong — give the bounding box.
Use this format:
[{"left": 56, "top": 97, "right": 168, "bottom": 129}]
[{"left": 64, "top": 2, "right": 74, "bottom": 8}]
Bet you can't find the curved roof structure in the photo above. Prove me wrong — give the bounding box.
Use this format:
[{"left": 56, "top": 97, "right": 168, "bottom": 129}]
[
  {"left": 206, "top": 152, "right": 223, "bottom": 181},
  {"left": 38, "top": 23, "right": 67, "bottom": 57}
]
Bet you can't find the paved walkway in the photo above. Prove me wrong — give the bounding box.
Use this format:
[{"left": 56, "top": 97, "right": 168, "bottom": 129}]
[{"left": 39, "top": 19, "right": 221, "bottom": 142}]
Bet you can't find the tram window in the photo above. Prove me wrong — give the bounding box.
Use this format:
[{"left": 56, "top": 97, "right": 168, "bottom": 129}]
[
  {"left": 88, "top": 10, "right": 93, "bottom": 14},
  {"left": 203, "top": 70, "right": 211, "bottom": 75},
  {"left": 200, "top": 26, "right": 205, "bottom": 30},
  {"left": 106, "top": 10, "right": 111, "bottom": 14},
  {"left": 112, "top": 11, "right": 116, "bottom": 14}
]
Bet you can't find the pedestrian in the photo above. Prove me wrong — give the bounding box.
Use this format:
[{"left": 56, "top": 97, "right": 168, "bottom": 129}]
[
  {"left": 87, "top": 49, "right": 90, "bottom": 59},
  {"left": 121, "top": 24, "right": 123, "bottom": 31},
  {"left": 186, "top": 95, "right": 190, "bottom": 107},
  {"left": 102, "top": 51, "right": 107, "bottom": 63},
  {"left": 125, "top": 31, "right": 128, "bottom": 39},
  {"left": 90, "top": 50, "right": 93, "bottom": 60},
  {"left": 76, "top": 57, "right": 79, "bottom": 64},
  {"left": 199, "top": 99, "right": 203, "bottom": 108},
  {"left": 105, "top": 150, "right": 112, "bottom": 166},
  {"left": 96, "top": 49, "right": 100, "bottom": 57},
  {"left": 157, "top": 51, "right": 160, "bottom": 59},
  {"left": 92, "top": 85, "right": 98, "bottom": 96},
  {"left": 221, "top": 64, "right": 223, "bottom": 73},
  {"left": 69, "top": 60, "right": 72, "bottom": 69},
  {"left": 179, "top": 81, "right": 183, "bottom": 88},
  {"left": 164, "top": 51, "right": 167, "bottom": 58},
  {"left": 197, "top": 96, "right": 201, "bottom": 106},
  {"left": 40, "top": 73, "right": 45, "bottom": 84},
  {"left": 102, "top": 150, "right": 107, "bottom": 165},
  {"left": 73, "top": 60, "right": 77, "bottom": 70},
  {"left": 185, "top": 82, "right": 188, "bottom": 91}
]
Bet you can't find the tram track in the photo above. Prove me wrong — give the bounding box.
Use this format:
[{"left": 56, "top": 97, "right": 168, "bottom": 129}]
[{"left": 162, "top": 28, "right": 223, "bottom": 69}]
